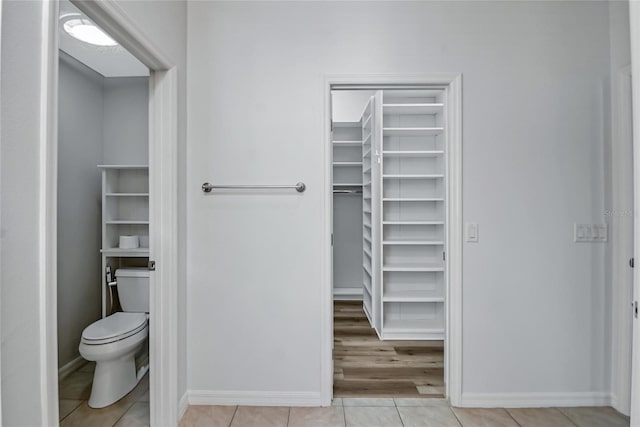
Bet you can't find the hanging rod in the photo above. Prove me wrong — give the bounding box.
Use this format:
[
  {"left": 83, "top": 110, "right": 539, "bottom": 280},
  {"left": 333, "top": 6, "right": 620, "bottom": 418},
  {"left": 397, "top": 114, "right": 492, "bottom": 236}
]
[{"left": 202, "top": 182, "right": 306, "bottom": 193}]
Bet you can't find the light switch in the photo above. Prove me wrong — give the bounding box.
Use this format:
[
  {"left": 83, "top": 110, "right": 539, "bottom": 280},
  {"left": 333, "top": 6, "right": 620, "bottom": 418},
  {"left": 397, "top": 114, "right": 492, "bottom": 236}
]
[
  {"left": 465, "top": 223, "right": 479, "bottom": 242},
  {"left": 574, "top": 223, "right": 608, "bottom": 242}
]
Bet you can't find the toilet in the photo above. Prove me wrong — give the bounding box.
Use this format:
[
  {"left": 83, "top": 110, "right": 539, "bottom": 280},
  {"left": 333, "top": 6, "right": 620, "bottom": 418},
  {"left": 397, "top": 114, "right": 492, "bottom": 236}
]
[{"left": 79, "top": 268, "right": 150, "bottom": 408}]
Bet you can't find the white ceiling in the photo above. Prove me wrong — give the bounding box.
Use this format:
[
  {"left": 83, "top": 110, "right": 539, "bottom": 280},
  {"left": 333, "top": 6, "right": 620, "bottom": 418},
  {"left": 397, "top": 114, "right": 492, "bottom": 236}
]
[{"left": 59, "top": 0, "right": 148, "bottom": 78}]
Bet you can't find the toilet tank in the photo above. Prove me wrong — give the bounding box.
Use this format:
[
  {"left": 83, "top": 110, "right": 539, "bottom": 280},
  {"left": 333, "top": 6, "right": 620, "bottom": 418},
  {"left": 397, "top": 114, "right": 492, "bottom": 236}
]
[{"left": 115, "top": 268, "right": 149, "bottom": 312}]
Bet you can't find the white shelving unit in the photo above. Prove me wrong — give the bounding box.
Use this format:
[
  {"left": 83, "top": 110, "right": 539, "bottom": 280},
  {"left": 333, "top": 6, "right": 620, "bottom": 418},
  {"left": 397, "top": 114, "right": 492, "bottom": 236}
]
[
  {"left": 360, "top": 96, "right": 378, "bottom": 327},
  {"left": 332, "top": 119, "right": 364, "bottom": 300},
  {"left": 379, "top": 89, "right": 446, "bottom": 340},
  {"left": 99, "top": 165, "right": 149, "bottom": 317}
]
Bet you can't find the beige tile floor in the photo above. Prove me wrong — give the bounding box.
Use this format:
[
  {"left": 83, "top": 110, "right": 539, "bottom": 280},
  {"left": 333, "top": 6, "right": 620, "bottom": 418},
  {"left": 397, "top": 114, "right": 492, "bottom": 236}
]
[
  {"left": 180, "top": 398, "right": 630, "bottom": 427},
  {"left": 58, "top": 362, "right": 150, "bottom": 427}
]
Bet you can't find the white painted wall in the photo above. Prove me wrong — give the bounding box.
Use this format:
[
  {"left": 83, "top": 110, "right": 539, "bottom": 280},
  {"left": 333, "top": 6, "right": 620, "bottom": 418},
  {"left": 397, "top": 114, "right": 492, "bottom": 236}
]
[
  {"left": 57, "top": 54, "right": 104, "bottom": 370},
  {"left": 103, "top": 77, "right": 149, "bottom": 165},
  {"left": 0, "top": 0, "right": 187, "bottom": 422},
  {"left": 187, "top": 1, "right": 613, "bottom": 401},
  {"left": 332, "top": 90, "right": 373, "bottom": 122},
  {"left": 1, "top": 2, "right": 48, "bottom": 425}
]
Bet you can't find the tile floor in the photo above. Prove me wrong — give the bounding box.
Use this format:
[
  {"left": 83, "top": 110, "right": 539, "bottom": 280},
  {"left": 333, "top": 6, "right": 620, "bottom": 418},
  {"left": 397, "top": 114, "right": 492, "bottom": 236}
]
[
  {"left": 58, "top": 362, "right": 150, "bottom": 427},
  {"left": 179, "top": 398, "right": 630, "bottom": 427}
]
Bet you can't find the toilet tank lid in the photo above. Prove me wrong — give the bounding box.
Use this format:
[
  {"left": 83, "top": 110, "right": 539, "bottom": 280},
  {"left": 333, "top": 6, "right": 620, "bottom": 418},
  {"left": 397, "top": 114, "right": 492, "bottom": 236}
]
[{"left": 115, "top": 268, "right": 149, "bottom": 278}]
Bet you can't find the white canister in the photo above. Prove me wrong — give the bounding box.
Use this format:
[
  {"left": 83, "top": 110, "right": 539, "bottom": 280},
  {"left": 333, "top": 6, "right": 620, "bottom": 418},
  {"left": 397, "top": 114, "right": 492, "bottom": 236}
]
[{"left": 119, "top": 235, "right": 139, "bottom": 249}]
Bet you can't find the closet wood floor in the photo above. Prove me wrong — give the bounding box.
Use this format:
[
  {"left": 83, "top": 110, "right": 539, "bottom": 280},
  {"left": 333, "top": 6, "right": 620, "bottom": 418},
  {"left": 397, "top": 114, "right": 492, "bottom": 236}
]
[{"left": 333, "top": 301, "right": 444, "bottom": 398}]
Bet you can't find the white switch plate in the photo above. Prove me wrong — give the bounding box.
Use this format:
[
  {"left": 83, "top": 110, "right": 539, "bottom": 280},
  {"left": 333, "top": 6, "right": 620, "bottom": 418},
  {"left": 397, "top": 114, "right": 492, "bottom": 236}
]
[
  {"left": 574, "top": 223, "right": 607, "bottom": 242},
  {"left": 465, "top": 223, "right": 479, "bottom": 242}
]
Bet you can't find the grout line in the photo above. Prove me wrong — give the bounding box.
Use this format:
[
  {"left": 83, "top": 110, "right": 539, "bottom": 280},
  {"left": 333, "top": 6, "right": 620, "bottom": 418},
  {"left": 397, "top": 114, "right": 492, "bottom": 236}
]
[
  {"left": 556, "top": 408, "right": 579, "bottom": 427},
  {"left": 228, "top": 405, "right": 239, "bottom": 427},
  {"left": 504, "top": 408, "right": 523, "bottom": 427},
  {"left": 449, "top": 407, "right": 464, "bottom": 427},
  {"left": 394, "top": 399, "right": 405, "bottom": 427},
  {"left": 286, "top": 407, "right": 291, "bottom": 427},
  {"left": 59, "top": 400, "right": 84, "bottom": 423}
]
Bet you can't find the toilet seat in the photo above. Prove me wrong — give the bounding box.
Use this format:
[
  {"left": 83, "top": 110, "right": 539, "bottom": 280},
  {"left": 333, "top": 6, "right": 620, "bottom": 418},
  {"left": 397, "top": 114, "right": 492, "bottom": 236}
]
[{"left": 82, "top": 312, "right": 147, "bottom": 345}]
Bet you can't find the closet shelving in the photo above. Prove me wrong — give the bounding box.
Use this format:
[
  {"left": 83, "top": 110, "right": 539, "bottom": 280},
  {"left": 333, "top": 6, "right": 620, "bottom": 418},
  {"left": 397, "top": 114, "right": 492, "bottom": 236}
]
[
  {"left": 361, "top": 96, "right": 377, "bottom": 327},
  {"left": 332, "top": 116, "right": 364, "bottom": 300},
  {"left": 375, "top": 89, "right": 448, "bottom": 340},
  {"left": 99, "top": 165, "right": 149, "bottom": 317}
]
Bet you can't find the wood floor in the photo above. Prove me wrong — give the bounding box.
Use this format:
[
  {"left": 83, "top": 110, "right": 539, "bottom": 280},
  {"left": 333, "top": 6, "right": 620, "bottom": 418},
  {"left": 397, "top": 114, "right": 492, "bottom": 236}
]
[{"left": 333, "top": 301, "right": 445, "bottom": 398}]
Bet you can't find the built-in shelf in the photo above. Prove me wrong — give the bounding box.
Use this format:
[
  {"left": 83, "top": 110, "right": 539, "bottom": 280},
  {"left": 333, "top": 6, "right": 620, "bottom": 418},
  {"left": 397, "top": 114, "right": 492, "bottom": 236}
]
[
  {"left": 382, "top": 174, "right": 444, "bottom": 179},
  {"left": 383, "top": 198, "right": 444, "bottom": 202},
  {"left": 97, "top": 165, "right": 149, "bottom": 169},
  {"left": 382, "top": 240, "right": 444, "bottom": 246},
  {"left": 383, "top": 290, "right": 444, "bottom": 303},
  {"left": 333, "top": 183, "right": 363, "bottom": 187},
  {"left": 383, "top": 220, "right": 444, "bottom": 225},
  {"left": 105, "top": 193, "right": 149, "bottom": 197},
  {"left": 105, "top": 220, "right": 150, "bottom": 225},
  {"left": 383, "top": 103, "right": 444, "bottom": 115},
  {"left": 363, "top": 263, "right": 373, "bottom": 277},
  {"left": 333, "top": 121, "right": 361, "bottom": 128},
  {"left": 362, "top": 114, "right": 372, "bottom": 128},
  {"left": 383, "top": 262, "right": 445, "bottom": 272},
  {"left": 333, "top": 162, "right": 363, "bottom": 167},
  {"left": 383, "top": 127, "right": 444, "bottom": 136},
  {"left": 382, "top": 151, "right": 444, "bottom": 157},
  {"left": 333, "top": 141, "right": 362, "bottom": 146},
  {"left": 101, "top": 248, "right": 149, "bottom": 257},
  {"left": 383, "top": 318, "right": 445, "bottom": 334}
]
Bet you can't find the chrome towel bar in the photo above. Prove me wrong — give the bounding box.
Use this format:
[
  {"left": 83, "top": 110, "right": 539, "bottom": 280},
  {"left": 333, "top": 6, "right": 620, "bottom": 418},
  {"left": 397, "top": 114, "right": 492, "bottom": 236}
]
[{"left": 202, "top": 182, "right": 306, "bottom": 193}]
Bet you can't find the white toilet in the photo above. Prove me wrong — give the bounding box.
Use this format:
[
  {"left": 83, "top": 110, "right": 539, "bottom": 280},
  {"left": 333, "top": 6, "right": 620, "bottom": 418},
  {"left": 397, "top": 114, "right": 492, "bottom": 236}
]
[{"left": 79, "top": 268, "right": 150, "bottom": 408}]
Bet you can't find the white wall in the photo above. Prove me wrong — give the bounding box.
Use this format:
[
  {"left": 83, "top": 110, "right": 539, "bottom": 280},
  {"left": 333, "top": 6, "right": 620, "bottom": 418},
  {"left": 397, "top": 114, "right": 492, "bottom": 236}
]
[
  {"left": 103, "top": 77, "right": 149, "bottom": 165},
  {"left": 57, "top": 54, "right": 104, "bottom": 370},
  {"left": 187, "top": 1, "right": 613, "bottom": 402},
  {"left": 332, "top": 90, "right": 373, "bottom": 122},
  {"left": 1, "top": 1, "right": 48, "bottom": 425},
  {"left": 0, "top": 0, "right": 187, "bottom": 422}
]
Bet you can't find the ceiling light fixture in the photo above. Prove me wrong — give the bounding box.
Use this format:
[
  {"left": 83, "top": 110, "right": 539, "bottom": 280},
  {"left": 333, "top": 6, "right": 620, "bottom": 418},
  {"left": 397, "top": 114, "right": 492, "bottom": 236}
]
[{"left": 63, "top": 17, "right": 118, "bottom": 47}]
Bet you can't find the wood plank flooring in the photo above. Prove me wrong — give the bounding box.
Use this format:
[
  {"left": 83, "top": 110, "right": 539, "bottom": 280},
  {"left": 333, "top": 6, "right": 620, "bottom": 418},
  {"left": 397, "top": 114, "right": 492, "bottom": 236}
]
[{"left": 333, "top": 301, "right": 445, "bottom": 398}]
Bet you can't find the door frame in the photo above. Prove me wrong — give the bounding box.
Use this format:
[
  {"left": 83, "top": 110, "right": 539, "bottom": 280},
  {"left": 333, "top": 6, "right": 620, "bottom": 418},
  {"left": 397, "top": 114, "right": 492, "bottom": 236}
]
[
  {"left": 611, "top": 64, "right": 633, "bottom": 416},
  {"left": 629, "top": 1, "right": 640, "bottom": 424},
  {"left": 40, "top": 1, "right": 179, "bottom": 424},
  {"left": 321, "top": 74, "right": 463, "bottom": 406}
]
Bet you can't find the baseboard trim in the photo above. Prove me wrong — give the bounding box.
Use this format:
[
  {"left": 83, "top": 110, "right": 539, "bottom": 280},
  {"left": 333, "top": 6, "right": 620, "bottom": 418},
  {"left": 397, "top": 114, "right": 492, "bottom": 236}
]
[
  {"left": 187, "top": 390, "right": 322, "bottom": 407},
  {"left": 178, "top": 392, "right": 189, "bottom": 421},
  {"left": 459, "top": 392, "right": 612, "bottom": 408},
  {"left": 58, "top": 356, "right": 86, "bottom": 381}
]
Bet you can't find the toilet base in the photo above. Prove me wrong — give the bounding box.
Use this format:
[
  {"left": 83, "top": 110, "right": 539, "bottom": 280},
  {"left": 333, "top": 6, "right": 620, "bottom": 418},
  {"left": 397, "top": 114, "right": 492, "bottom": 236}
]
[{"left": 88, "top": 353, "right": 141, "bottom": 408}]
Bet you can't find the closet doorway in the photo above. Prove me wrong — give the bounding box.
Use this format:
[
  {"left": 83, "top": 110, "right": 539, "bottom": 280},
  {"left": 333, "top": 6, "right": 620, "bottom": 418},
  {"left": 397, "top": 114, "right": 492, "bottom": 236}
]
[{"left": 323, "top": 77, "right": 462, "bottom": 404}]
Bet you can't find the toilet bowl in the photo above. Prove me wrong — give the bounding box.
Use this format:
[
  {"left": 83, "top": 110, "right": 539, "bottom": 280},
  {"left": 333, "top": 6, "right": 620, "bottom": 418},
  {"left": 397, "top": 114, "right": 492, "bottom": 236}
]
[{"left": 79, "top": 312, "right": 148, "bottom": 408}]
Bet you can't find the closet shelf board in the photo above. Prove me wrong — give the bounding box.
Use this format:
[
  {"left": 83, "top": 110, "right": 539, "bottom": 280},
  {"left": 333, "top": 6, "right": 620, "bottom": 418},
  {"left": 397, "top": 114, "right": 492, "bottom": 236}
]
[
  {"left": 383, "top": 220, "right": 445, "bottom": 225},
  {"left": 333, "top": 121, "right": 361, "bottom": 128},
  {"left": 333, "top": 141, "right": 362, "bottom": 146},
  {"left": 383, "top": 151, "right": 444, "bottom": 157},
  {"left": 382, "top": 240, "right": 445, "bottom": 246},
  {"left": 383, "top": 290, "right": 445, "bottom": 303},
  {"left": 383, "top": 198, "right": 444, "bottom": 202},
  {"left": 363, "top": 114, "right": 372, "bottom": 128},
  {"left": 363, "top": 263, "right": 373, "bottom": 277},
  {"left": 382, "top": 174, "right": 444, "bottom": 179},
  {"left": 105, "top": 193, "right": 149, "bottom": 197},
  {"left": 98, "top": 165, "right": 149, "bottom": 169},
  {"left": 333, "top": 162, "right": 363, "bottom": 167},
  {"left": 106, "top": 220, "right": 150, "bottom": 225},
  {"left": 383, "top": 128, "right": 444, "bottom": 136},
  {"left": 383, "top": 262, "right": 445, "bottom": 272},
  {"left": 383, "top": 103, "right": 444, "bottom": 115},
  {"left": 333, "top": 183, "right": 363, "bottom": 187}
]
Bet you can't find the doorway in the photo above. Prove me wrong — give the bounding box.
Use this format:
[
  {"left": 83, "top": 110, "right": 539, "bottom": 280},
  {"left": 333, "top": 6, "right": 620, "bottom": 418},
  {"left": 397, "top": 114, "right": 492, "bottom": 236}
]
[
  {"left": 39, "top": 0, "right": 180, "bottom": 424},
  {"left": 322, "top": 76, "right": 462, "bottom": 405}
]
